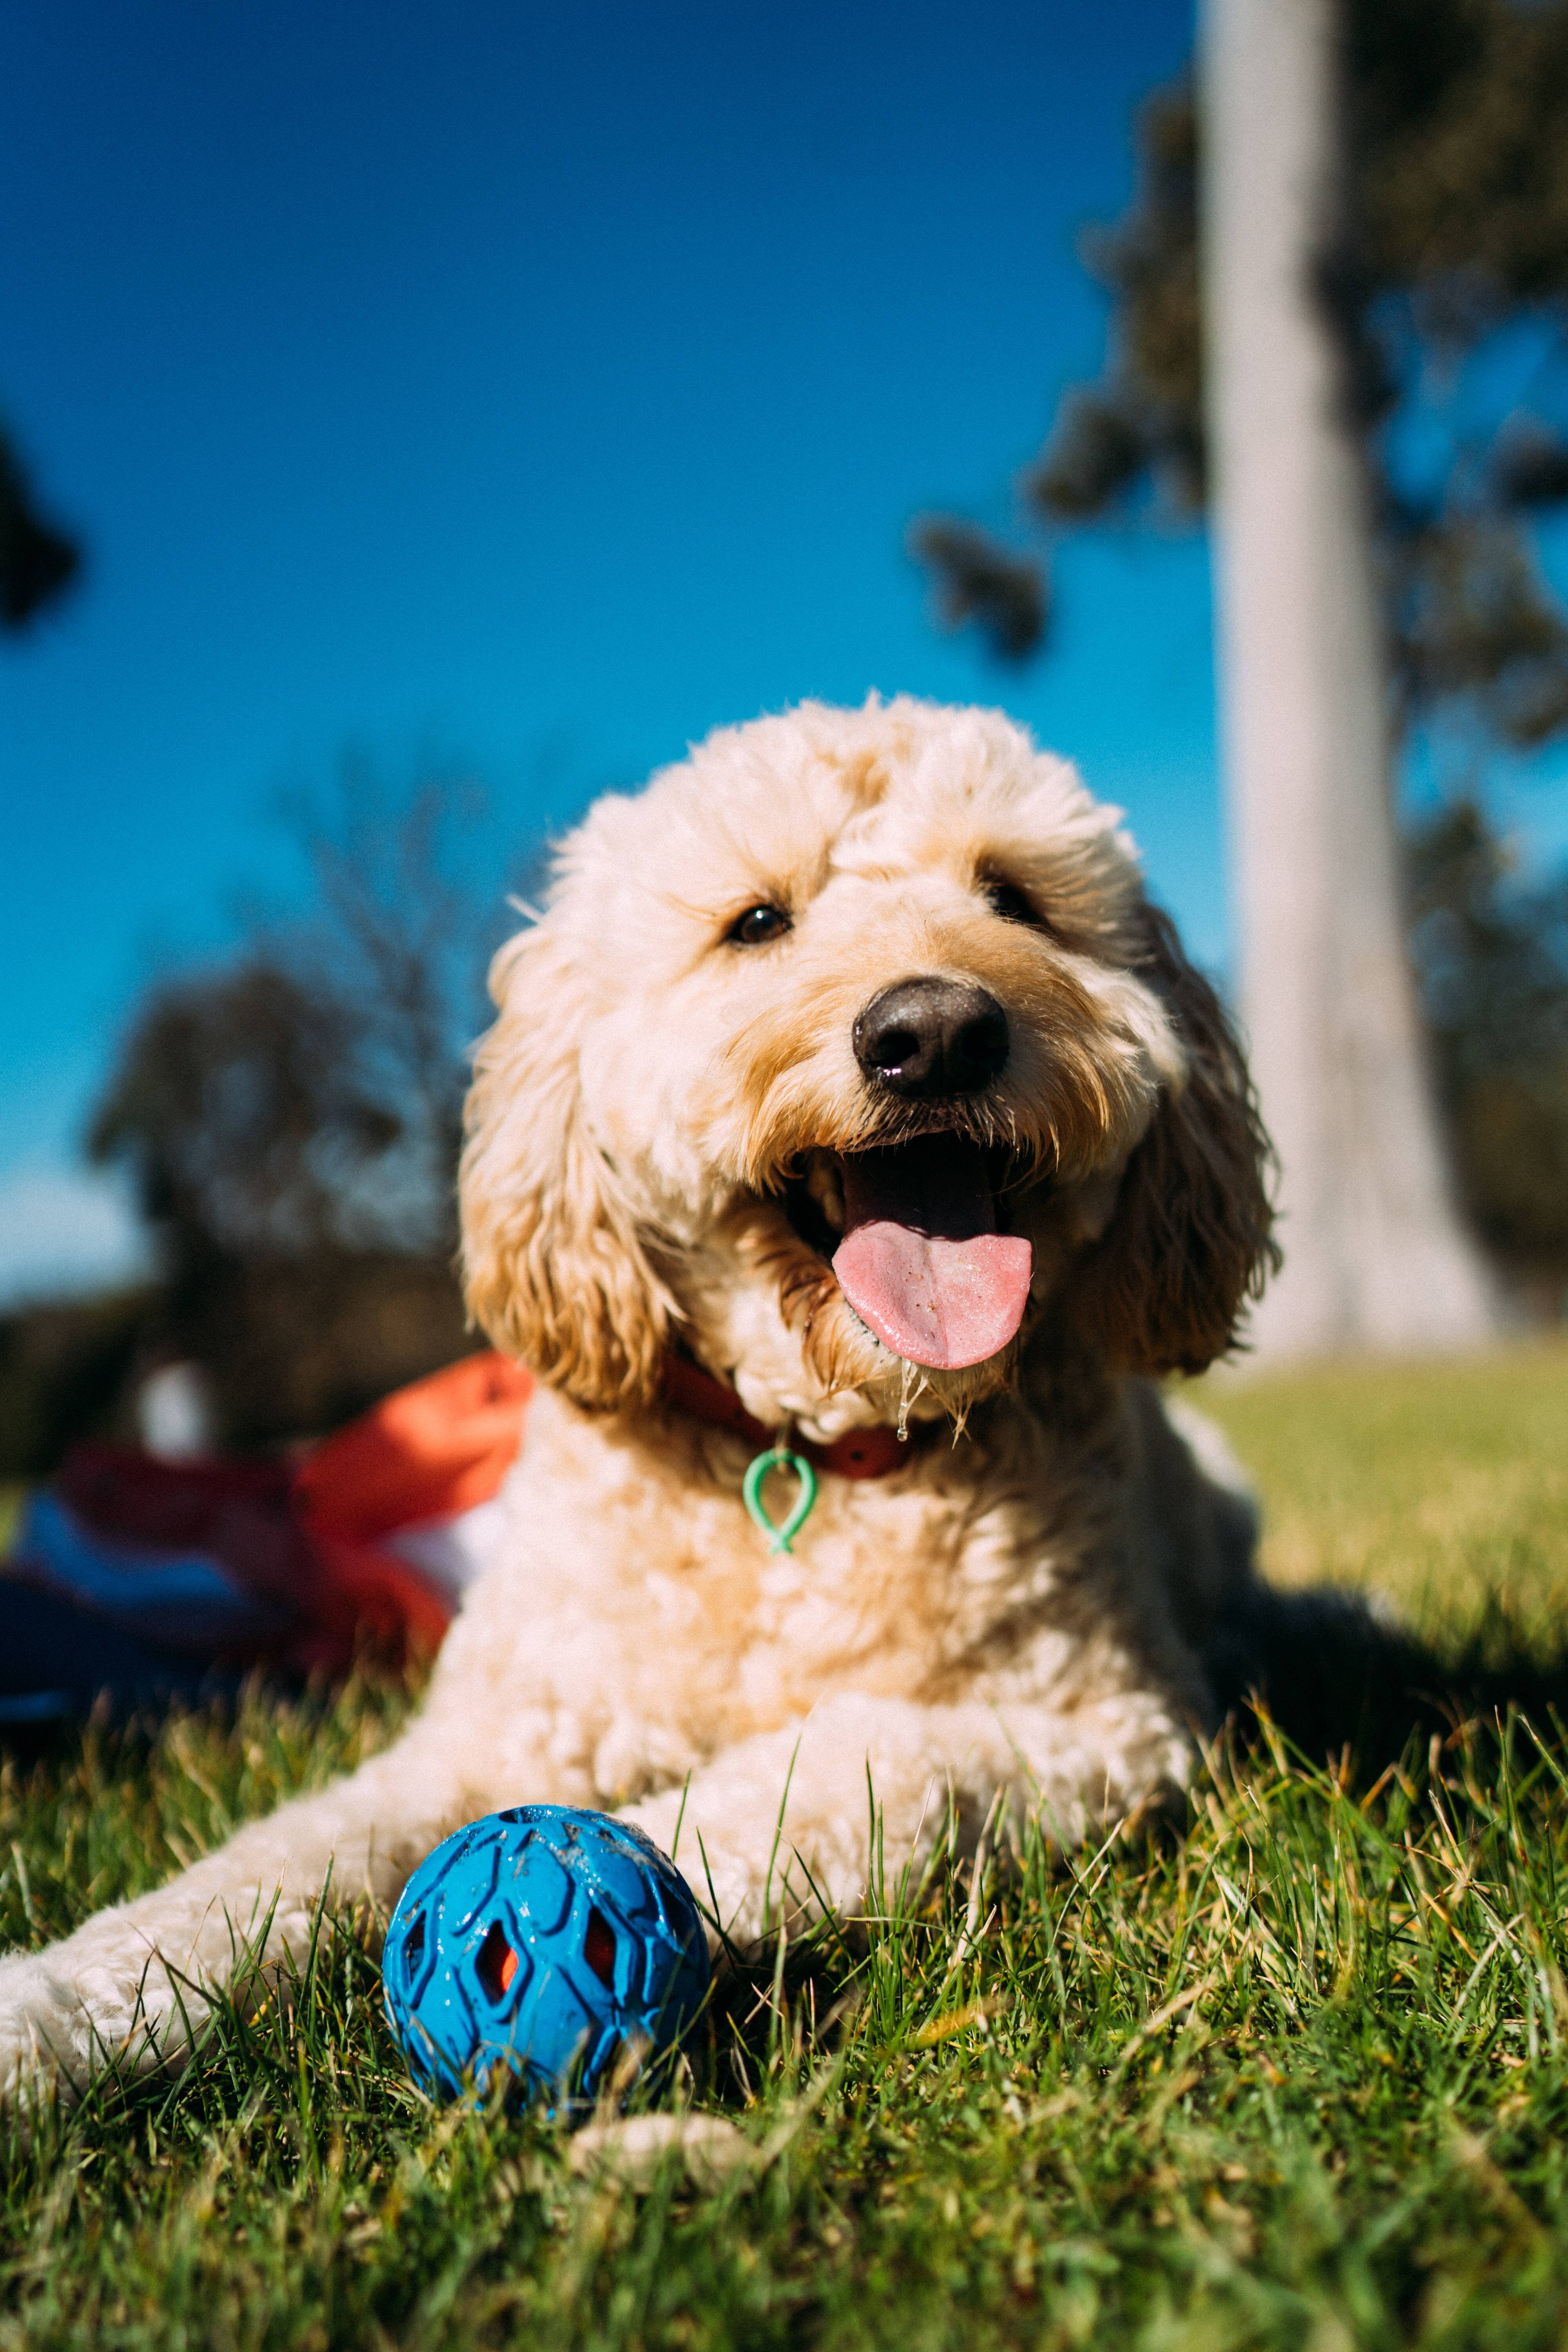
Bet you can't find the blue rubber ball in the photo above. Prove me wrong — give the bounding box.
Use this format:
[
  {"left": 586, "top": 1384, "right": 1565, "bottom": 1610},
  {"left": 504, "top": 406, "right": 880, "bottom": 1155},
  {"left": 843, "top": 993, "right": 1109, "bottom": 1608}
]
[{"left": 381, "top": 1805, "right": 710, "bottom": 2105}]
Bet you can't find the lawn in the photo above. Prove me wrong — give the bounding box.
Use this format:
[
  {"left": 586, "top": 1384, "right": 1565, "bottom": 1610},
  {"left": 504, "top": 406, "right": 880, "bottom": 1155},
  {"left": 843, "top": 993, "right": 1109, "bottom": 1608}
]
[{"left": 4, "top": 1342, "right": 1568, "bottom": 2351}]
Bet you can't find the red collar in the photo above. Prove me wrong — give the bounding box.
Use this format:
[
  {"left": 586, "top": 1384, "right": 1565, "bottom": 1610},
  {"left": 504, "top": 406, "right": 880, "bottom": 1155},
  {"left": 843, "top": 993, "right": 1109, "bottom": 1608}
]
[{"left": 659, "top": 1354, "right": 929, "bottom": 1480}]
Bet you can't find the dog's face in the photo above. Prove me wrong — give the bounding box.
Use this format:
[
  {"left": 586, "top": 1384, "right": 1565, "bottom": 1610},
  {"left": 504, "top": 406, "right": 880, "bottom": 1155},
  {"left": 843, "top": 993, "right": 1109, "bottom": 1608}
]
[{"left": 462, "top": 699, "right": 1274, "bottom": 1437}]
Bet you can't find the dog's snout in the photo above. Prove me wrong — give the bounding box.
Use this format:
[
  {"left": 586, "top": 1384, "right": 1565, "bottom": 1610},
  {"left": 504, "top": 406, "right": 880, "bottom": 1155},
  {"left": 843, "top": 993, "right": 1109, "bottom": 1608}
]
[{"left": 852, "top": 976, "right": 1009, "bottom": 1099}]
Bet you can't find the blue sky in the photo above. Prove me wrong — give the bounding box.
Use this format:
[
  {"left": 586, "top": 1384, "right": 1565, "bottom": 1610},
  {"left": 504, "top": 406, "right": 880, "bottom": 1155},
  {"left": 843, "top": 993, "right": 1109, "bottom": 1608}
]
[{"left": 8, "top": 0, "right": 1555, "bottom": 1303}]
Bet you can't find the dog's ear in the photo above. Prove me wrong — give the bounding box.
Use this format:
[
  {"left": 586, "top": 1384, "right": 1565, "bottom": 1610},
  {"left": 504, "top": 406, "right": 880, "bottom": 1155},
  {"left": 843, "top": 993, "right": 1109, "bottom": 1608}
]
[
  {"left": 1064, "top": 904, "right": 1278, "bottom": 1375},
  {"left": 460, "top": 921, "right": 674, "bottom": 1412}
]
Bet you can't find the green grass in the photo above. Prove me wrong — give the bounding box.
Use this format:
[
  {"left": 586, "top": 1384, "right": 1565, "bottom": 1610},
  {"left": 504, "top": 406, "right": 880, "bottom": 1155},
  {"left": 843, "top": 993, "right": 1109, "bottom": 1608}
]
[
  {"left": 4, "top": 1343, "right": 1568, "bottom": 2350},
  {"left": 1198, "top": 1339, "right": 1568, "bottom": 1646}
]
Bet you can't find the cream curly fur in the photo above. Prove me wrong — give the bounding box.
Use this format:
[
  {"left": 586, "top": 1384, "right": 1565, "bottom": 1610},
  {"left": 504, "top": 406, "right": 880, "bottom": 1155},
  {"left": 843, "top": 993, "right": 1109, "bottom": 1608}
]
[{"left": 0, "top": 696, "right": 1276, "bottom": 2111}]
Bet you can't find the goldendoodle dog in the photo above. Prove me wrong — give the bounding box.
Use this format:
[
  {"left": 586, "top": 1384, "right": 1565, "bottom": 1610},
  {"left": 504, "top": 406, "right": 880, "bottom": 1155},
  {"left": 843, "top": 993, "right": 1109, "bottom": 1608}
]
[{"left": 0, "top": 695, "right": 1280, "bottom": 2109}]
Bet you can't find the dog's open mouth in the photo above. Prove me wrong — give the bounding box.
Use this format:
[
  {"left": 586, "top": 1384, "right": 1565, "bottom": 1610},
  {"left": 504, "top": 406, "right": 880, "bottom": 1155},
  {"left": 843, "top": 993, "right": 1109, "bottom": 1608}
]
[{"left": 782, "top": 1136, "right": 1034, "bottom": 1371}]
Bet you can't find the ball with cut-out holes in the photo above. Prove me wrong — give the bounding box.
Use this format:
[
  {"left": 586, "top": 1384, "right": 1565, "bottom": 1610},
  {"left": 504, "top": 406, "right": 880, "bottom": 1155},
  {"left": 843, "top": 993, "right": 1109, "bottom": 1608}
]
[{"left": 381, "top": 1806, "right": 710, "bottom": 2105}]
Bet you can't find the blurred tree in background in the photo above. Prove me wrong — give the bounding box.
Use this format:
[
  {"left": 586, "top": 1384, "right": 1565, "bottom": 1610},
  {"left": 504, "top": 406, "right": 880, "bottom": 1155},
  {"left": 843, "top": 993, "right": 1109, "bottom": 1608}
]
[
  {"left": 916, "top": 0, "right": 1568, "bottom": 733},
  {"left": 92, "top": 774, "right": 485, "bottom": 1269},
  {"left": 0, "top": 775, "right": 510, "bottom": 1468},
  {"left": 915, "top": 0, "right": 1568, "bottom": 1299},
  {"left": 0, "top": 386, "right": 550, "bottom": 1467},
  {"left": 0, "top": 420, "right": 80, "bottom": 630},
  {"left": 1407, "top": 800, "right": 1568, "bottom": 1287}
]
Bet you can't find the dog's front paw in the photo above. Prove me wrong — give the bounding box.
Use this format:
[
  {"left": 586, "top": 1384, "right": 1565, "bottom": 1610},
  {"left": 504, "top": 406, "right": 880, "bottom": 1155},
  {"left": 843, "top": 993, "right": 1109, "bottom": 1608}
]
[
  {"left": 0, "top": 1945, "right": 102, "bottom": 2113},
  {"left": 621, "top": 1787, "right": 853, "bottom": 1952},
  {"left": 617, "top": 1791, "right": 764, "bottom": 1949},
  {"left": 0, "top": 1924, "right": 206, "bottom": 2117}
]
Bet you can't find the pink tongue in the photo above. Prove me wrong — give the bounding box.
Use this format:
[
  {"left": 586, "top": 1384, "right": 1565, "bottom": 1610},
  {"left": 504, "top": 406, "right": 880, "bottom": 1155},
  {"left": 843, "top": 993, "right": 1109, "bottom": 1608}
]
[{"left": 831, "top": 1135, "right": 1033, "bottom": 1371}]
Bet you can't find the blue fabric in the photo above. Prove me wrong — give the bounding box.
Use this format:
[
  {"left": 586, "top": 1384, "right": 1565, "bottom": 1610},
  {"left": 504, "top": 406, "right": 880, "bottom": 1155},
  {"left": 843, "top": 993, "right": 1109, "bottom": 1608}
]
[
  {"left": 10, "top": 1492, "right": 286, "bottom": 1650},
  {"left": 0, "top": 1582, "right": 234, "bottom": 1726}
]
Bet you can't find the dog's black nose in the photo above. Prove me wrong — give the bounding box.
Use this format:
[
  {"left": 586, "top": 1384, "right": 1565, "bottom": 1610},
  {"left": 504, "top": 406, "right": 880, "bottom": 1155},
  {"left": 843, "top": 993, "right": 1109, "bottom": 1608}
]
[{"left": 853, "top": 977, "right": 1009, "bottom": 1099}]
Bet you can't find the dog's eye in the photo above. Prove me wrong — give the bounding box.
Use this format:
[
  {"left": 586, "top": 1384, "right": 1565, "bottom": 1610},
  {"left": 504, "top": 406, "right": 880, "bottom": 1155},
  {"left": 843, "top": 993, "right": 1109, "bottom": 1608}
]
[
  {"left": 726, "top": 904, "right": 792, "bottom": 947},
  {"left": 982, "top": 876, "right": 1048, "bottom": 930}
]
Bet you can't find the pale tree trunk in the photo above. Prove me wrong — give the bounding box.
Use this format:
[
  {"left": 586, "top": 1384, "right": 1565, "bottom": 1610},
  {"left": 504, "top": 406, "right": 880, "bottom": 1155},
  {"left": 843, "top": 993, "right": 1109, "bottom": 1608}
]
[{"left": 1198, "top": 0, "right": 1500, "bottom": 1359}]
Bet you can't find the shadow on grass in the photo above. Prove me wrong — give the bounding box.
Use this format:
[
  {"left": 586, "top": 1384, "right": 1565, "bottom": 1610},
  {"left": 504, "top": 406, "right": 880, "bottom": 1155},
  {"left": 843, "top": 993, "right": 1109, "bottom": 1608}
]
[{"left": 1209, "top": 1576, "right": 1568, "bottom": 1781}]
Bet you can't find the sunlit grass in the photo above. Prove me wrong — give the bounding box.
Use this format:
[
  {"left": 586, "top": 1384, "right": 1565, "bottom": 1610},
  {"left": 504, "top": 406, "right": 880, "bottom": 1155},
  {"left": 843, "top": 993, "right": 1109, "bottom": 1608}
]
[
  {"left": 1, "top": 1341, "right": 1567, "bottom": 2348},
  {"left": 1196, "top": 1336, "right": 1568, "bottom": 1643}
]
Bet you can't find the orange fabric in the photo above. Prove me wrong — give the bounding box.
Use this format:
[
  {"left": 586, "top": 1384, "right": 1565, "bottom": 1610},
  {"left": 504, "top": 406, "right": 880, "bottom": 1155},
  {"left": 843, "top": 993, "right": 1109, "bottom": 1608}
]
[
  {"left": 292, "top": 1351, "right": 532, "bottom": 1543},
  {"left": 287, "top": 1351, "right": 532, "bottom": 1665},
  {"left": 50, "top": 1439, "right": 454, "bottom": 1676},
  {"left": 295, "top": 1534, "right": 457, "bottom": 1665},
  {"left": 28, "top": 1353, "right": 532, "bottom": 1682}
]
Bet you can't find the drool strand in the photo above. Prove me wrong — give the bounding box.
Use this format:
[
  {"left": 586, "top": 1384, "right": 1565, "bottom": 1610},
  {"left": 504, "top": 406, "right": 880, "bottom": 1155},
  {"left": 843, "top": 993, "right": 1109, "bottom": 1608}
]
[{"left": 896, "top": 1358, "right": 931, "bottom": 1443}]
